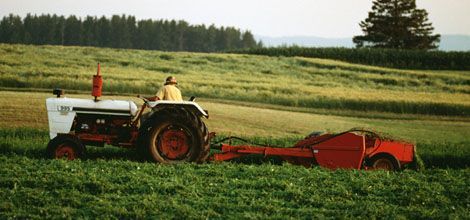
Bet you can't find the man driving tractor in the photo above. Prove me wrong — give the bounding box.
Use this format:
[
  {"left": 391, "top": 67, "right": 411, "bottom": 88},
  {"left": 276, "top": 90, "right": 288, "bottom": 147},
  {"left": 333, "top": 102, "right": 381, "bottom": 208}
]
[
  {"left": 140, "top": 76, "right": 183, "bottom": 123},
  {"left": 146, "top": 76, "right": 182, "bottom": 101}
]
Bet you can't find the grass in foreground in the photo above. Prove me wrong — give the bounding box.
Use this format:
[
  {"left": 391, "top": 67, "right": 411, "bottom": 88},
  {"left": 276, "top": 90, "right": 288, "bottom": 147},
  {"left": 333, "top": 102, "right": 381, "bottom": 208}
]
[
  {"left": 0, "top": 128, "right": 469, "bottom": 219},
  {"left": 1, "top": 153, "right": 469, "bottom": 219}
]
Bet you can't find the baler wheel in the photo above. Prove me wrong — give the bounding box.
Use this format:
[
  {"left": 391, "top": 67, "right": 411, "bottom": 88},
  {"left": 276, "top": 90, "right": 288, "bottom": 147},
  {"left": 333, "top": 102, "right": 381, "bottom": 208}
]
[
  {"left": 369, "top": 154, "right": 400, "bottom": 171},
  {"left": 47, "top": 135, "right": 85, "bottom": 160}
]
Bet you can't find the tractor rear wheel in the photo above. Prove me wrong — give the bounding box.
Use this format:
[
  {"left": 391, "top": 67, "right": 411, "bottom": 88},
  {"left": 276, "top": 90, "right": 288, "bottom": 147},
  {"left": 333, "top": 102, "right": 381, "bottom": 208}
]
[
  {"left": 144, "top": 107, "right": 209, "bottom": 163},
  {"left": 47, "top": 135, "right": 85, "bottom": 160}
]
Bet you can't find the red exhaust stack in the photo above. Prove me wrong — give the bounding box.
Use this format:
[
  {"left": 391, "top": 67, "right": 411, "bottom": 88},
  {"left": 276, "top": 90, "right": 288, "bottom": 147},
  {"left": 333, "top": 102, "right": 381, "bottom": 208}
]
[{"left": 92, "top": 63, "right": 103, "bottom": 101}]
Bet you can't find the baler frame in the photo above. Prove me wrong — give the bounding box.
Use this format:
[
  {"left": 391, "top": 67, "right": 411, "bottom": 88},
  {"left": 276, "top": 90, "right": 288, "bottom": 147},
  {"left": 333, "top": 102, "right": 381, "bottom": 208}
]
[{"left": 209, "top": 129, "right": 416, "bottom": 171}]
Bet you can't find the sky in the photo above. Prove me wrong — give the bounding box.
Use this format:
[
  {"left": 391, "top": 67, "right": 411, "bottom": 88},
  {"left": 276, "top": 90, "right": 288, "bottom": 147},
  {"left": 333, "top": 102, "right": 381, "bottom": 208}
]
[{"left": 1, "top": 0, "right": 469, "bottom": 38}]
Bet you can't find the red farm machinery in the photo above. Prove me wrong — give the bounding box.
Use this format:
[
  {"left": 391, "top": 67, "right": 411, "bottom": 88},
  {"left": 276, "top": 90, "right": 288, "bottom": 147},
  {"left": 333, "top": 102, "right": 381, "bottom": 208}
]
[
  {"left": 210, "top": 130, "right": 416, "bottom": 170},
  {"left": 45, "top": 64, "right": 417, "bottom": 171}
]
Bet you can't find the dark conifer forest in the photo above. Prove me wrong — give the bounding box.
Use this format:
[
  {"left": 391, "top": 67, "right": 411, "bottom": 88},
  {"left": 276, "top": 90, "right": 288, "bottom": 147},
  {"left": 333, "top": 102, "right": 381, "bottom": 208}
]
[{"left": 0, "top": 14, "right": 261, "bottom": 52}]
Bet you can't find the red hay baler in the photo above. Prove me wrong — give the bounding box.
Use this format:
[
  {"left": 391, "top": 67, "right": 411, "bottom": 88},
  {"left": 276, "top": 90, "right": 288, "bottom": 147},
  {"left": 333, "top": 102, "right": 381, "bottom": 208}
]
[{"left": 209, "top": 129, "right": 416, "bottom": 171}]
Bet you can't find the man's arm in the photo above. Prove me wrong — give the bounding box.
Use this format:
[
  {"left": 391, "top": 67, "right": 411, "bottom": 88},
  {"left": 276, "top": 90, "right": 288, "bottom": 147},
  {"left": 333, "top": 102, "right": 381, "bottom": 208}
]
[
  {"left": 155, "top": 87, "right": 165, "bottom": 100},
  {"left": 139, "top": 87, "right": 165, "bottom": 101},
  {"left": 138, "top": 94, "right": 159, "bottom": 101},
  {"left": 145, "top": 96, "right": 159, "bottom": 101}
]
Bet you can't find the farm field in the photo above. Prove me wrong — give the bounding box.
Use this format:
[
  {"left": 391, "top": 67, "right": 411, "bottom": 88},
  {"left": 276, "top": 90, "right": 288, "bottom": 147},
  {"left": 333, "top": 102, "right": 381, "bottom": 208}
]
[
  {"left": 1, "top": 94, "right": 469, "bottom": 218},
  {"left": 1, "top": 153, "right": 468, "bottom": 219},
  {"left": 1, "top": 91, "right": 469, "bottom": 142},
  {"left": 0, "top": 44, "right": 469, "bottom": 218},
  {"left": 1, "top": 44, "right": 470, "bottom": 116}
]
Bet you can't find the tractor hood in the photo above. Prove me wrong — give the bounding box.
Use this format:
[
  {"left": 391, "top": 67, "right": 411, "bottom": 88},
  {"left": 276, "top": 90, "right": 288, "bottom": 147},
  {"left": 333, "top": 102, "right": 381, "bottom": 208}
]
[{"left": 46, "top": 97, "right": 138, "bottom": 116}]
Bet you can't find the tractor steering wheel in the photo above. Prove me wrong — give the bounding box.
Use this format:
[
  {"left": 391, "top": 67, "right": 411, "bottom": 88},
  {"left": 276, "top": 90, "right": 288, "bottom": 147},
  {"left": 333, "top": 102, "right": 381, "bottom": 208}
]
[
  {"left": 141, "top": 97, "right": 152, "bottom": 108},
  {"left": 137, "top": 95, "right": 151, "bottom": 106}
]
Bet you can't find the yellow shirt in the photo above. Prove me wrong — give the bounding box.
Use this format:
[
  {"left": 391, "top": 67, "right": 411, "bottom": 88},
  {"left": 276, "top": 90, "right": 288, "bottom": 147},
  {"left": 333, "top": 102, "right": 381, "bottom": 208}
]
[{"left": 156, "top": 84, "right": 183, "bottom": 101}]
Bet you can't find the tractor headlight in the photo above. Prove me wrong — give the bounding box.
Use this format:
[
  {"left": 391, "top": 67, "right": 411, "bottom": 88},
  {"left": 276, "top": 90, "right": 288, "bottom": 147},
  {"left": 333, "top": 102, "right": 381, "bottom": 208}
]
[{"left": 80, "top": 124, "right": 89, "bottom": 130}]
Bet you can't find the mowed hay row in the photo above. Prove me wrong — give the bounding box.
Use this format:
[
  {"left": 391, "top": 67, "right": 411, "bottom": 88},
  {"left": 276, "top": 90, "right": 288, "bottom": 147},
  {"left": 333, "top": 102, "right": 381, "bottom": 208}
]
[
  {"left": 1, "top": 43, "right": 470, "bottom": 116},
  {"left": 1, "top": 91, "right": 470, "bottom": 142},
  {"left": 0, "top": 92, "right": 49, "bottom": 129},
  {"left": 186, "top": 84, "right": 470, "bottom": 116}
]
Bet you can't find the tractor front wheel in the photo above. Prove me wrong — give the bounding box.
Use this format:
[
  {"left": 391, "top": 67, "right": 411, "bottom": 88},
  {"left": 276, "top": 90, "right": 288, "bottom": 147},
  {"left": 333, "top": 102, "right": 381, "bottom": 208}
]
[{"left": 47, "top": 135, "right": 85, "bottom": 160}]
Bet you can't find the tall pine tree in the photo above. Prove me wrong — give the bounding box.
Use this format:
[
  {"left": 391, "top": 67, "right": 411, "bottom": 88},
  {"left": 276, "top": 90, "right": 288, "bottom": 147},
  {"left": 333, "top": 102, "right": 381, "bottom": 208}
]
[
  {"left": 353, "top": 0, "right": 440, "bottom": 50},
  {"left": 241, "top": 31, "right": 257, "bottom": 49}
]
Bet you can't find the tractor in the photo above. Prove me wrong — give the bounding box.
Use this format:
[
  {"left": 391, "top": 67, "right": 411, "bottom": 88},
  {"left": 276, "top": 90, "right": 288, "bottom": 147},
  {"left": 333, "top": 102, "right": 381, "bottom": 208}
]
[
  {"left": 46, "top": 64, "right": 209, "bottom": 163},
  {"left": 45, "top": 64, "right": 417, "bottom": 171}
]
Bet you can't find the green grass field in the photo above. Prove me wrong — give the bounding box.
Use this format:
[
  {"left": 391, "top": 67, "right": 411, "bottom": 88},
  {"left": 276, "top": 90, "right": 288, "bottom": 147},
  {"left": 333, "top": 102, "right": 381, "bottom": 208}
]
[
  {"left": 0, "top": 127, "right": 469, "bottom": 218},
  {"left": 1, "top": 43, "right": 469, "bottom": 116},
  {"left": 0, "top": 44, "right": 469, "bottom": 218},
  {"left": 1, "top": 154, "right": 468, "bottom": 219}
]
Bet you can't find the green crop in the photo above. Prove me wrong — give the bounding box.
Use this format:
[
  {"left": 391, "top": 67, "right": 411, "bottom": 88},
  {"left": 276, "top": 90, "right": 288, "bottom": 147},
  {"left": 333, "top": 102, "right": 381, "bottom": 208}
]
[
  {"left": 1, "top": 44, "right": 469, "bottom": 116},
  {"left": 0, "top": 142, "right": 469, "bottom": 218},
  {"left": 1, "top": 128, "right": 469, "bottom": 219}
]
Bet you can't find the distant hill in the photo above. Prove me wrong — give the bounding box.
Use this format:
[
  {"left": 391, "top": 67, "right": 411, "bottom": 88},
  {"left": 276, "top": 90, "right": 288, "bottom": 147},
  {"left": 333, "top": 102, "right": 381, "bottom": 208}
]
[
  {"left": 256, "top": 35, "right": 354, "bottom": 48},
  {"left": 256, "top": 34, "right": 470, "bottom": 51}
]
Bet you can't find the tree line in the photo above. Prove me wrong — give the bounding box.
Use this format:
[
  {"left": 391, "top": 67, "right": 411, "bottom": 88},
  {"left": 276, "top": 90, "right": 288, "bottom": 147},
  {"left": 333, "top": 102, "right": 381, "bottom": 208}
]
[{"left": 0, "top": 14, "right": 261, "bottom": 52}]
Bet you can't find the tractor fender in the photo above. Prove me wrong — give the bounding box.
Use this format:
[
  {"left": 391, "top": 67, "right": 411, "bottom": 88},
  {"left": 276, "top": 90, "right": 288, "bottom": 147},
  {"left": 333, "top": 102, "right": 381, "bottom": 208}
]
[
  {"left": 146, "top": 101, "right": 208, "bottom": 118},
  {"left": 137, "top": 103, "right": 207, "bottom": 143}
]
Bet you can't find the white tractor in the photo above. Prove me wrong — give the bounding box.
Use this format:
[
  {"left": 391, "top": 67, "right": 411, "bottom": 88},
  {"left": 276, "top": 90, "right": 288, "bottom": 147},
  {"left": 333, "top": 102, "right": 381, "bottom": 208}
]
[{"left": 45, "top": 64, "right": 210, "bottom": 163}]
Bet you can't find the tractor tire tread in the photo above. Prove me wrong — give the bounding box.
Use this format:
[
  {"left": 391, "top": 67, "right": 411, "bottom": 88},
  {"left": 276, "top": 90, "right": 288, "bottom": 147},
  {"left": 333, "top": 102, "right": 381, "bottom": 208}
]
[{"left": 141, "top": 106, "right": 209, "bottom": 163}]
